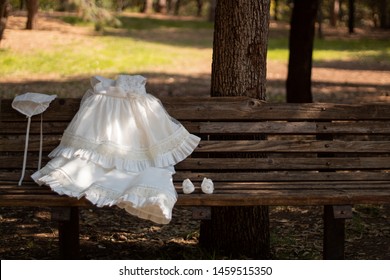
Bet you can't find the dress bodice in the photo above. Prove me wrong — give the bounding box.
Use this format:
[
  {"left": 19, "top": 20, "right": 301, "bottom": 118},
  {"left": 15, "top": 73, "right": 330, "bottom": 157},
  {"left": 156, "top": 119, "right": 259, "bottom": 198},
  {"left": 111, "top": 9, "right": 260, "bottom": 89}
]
[{"left": 92, "top": 75, "right": 147, "bottom": 98}]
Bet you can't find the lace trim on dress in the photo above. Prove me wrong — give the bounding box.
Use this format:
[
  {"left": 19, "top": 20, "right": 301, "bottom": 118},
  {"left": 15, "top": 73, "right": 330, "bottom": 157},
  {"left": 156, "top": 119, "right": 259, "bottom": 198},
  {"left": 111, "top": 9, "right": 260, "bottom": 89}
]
[
  {"left": 83, "top": 183, "right": 177, "bottom": 224},
  {"left": 49, "top": 127, "right": 200, "bottom": 172},
  {"left": 35, "top": 170, "right": 86, "bottom": 198},
  {"left": 33, "top": 166, "right": 177, "bottom": 224}
]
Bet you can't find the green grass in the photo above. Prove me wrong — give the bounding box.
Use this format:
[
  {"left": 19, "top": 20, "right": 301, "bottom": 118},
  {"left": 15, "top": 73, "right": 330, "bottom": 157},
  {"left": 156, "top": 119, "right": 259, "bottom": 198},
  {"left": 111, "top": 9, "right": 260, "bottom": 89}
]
[
  {"left": 0, "top": 35, "right": 210, "bottom": 77},
  {"left": 267, "top": 37, "right": 390, "bottom": 62},
  {"left": 1, "top": 14, "right": 388, "bottom": 79},
  {"left": 61, "top": 14, "right": 214, "bottom": 30}
]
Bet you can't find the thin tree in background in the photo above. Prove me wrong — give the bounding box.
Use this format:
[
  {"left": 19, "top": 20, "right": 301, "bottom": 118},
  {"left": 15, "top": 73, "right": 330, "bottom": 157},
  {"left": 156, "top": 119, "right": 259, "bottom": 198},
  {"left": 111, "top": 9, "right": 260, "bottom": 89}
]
[
  {"left": 157, "top": 0, "right": 167, "bottom": 14},
  {"left": 172, "top": 0, "right": 180, "bottom": 15},
  {"left": 26, "top": 0, "right": 39, "bottom": 30},
  {"left": 379, "top": 0, "right": 389, "bottom": 28},
  {"left": 273, "top": 0, "right": 279, "bottom": 21},
  {"left": 143, "top": 0, "right": 153, "bottom": 13},
  {"left": 348, "top": 0, "right": 355, "bottom": 33},
  {"left": 329, "top": 0, "right": 340, "bottom": 27},
  {"left": 0, "top": 0, "right": 9, "bottom": 44},
  {"left": 195, "top": 0, "right": 203, "bottom": 17},
  {"left": 286, "top": 0, "right": 319, "bottom": 103},
  {"left": 200, "top": 0, "right": 271, "bottom": 259},
  {"left": 208, "top": 0, "right": 216, "bottom": 22}
]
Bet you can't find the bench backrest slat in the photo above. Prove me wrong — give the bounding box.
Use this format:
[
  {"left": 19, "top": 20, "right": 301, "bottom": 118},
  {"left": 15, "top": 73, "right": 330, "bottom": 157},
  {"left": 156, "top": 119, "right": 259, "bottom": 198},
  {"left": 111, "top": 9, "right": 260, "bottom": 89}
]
[{"left": 3, "top": 98, "right": 390, "bottom": 120}]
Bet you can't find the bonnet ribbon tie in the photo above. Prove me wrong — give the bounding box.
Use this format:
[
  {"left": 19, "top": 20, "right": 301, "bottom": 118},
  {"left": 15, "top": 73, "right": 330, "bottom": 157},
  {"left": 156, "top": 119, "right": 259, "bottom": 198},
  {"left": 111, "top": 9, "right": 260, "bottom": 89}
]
[{"left": 12, "top": 93, "right": 57, "bottom": 186}]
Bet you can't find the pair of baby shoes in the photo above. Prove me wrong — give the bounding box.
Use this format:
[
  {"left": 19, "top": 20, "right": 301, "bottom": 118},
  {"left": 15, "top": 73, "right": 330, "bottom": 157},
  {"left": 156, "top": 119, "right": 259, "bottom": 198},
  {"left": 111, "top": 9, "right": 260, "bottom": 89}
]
[{"left": 182, "top": 178, "right": 214, "bottom": 194}]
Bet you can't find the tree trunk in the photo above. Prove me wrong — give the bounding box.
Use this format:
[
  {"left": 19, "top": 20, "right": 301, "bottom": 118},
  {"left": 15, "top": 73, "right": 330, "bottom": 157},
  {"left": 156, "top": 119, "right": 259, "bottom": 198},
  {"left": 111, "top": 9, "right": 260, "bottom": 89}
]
[
  {"left": 196, "top": 0, "right": 203, "bottom": 17},
  {"left": 157, "top": 0, "right": 167, "bottom": 14},
  {"left": 329, "top": 0, "right": 340, "bottom": 27},
  {"left": 317, "top": 0, "right": 323, "bottom": 39},
  {"left": 273, "top": 0, "right": 279, "bottom": 21},
  {"left": 26, "top": 0, "right": 39, "bottom": 30},
  {"left": 210, "top": 1, "right": 269, "bottom": 99},
  {"left": 379, "top": 0, "right": 389, "bottom": 28},
  {"left": 173, "top": 0, "right": 181, "bottom": 15},
  {"left": 348, "top": 0, "right": 355, "bottom": 34},
  {"left": 208, "top": 0, "right": 216, "bottom": 22},
  {"left": 286, "top": 0, "right": 319, "bottom": 103},
  {"left": 0, "top": 0, "right": 9, "bottom": 44},
  {"left": 200, "top": 0, "right": 271, "bottom": 259},
  {"left": 143, "top": 0, "right": 154, "bottom": 14}
]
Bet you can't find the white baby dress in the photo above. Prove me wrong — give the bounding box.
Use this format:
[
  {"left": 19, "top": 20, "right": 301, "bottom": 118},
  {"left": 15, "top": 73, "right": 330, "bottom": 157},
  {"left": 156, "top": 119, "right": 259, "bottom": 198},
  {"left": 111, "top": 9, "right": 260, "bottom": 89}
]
[{"left": 32, "top": 74, "right": 200, "bottom": 224}]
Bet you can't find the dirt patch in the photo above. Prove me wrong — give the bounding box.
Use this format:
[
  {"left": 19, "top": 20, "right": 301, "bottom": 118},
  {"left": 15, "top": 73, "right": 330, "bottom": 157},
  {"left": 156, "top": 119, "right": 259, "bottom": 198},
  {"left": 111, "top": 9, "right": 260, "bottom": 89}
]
[{"left": 0, "top": 205, "right": 389, "bottom": 259}]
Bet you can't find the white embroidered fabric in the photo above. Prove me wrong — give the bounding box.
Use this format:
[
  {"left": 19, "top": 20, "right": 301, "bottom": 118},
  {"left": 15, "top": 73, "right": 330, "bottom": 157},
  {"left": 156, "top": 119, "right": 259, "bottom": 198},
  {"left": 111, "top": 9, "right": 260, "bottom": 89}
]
[{"left": 32, "top": 75, "right": 200, "bottom": 224}]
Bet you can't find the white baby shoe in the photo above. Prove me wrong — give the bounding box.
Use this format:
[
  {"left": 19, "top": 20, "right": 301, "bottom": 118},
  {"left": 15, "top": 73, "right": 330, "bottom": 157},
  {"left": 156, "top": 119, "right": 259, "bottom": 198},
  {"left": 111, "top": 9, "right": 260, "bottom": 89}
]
[
  {"left": 201, "top": 177, "right": 214, "bottom": 194},
  {"left": 182, "top": 179, "right": 195, "bottom": 194}
]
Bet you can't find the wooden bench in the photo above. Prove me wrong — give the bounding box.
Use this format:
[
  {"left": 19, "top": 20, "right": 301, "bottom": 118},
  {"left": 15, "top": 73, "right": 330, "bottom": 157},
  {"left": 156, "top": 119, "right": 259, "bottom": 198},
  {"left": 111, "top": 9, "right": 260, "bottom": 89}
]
[{"left": 1, "top": 97, "right": 390, "bottom": 259}]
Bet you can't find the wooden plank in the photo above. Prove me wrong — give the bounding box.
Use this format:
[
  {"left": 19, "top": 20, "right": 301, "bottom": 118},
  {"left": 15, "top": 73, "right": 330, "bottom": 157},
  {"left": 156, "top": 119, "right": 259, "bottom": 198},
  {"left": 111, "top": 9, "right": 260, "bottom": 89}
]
[
  {"left": 1, "top": 187, "right": 389, "bottom": 207},
  {"left": 196, "top": 140, "right": 390, "bottom": 153},
  {"left": 2, "top": 181, "right": 389, "bottom": 197},
  {"left": 3, "top": 136, "right": 390, "bottom": 153},
  {"left": 1, "top": 98, "right": 79, "bottom": 122},
  {"left": 0, "top": 135, "right": 61, "bottom": 152},
  {"left": 176, "top": 157, "right": 390, "bottom": 170},
  {"left": 1, "top": 156, "right": 389, "bottom": 171},
  {"left": 0, "top": 156, "right": 50, "bottom": 169},
  {"left": 2, "top": 170, "right": 390, "bottom": 183},
  {"left": 173, "top": 171, "right": 390, "bottom": 182},
  {"left": 3, "top": 98, "right": 390, "bottom": 121},
  {"left": 2, "top": 120, "right": 390, "bottom": 136},
  {"left": 0, "top": 121, "right": 69, "bottom": 135},
  {"left": 191, "top": 121, "right": 390, "bottom": 135},
  {"left": 161, "top": 99, "right": 390, "bottom": 121}
]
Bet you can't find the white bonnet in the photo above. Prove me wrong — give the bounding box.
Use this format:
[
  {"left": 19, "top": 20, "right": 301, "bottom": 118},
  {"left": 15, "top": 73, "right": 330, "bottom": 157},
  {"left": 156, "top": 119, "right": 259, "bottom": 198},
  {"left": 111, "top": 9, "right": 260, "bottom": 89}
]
[{"left": 12, "top": 92, "right": 57, "bottom": 118}]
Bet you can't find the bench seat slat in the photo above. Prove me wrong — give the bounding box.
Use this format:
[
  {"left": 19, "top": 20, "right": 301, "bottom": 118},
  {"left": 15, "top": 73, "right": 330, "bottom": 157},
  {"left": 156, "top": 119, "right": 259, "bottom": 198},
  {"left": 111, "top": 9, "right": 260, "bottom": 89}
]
[{"left": 1, "top": 184, "right": 389, "bottom": 207}]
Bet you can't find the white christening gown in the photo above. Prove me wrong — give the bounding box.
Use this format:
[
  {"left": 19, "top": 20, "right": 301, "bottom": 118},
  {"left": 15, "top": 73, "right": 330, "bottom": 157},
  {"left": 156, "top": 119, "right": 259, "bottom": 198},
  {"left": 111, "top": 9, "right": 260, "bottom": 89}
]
[{"left": 32, "top": 75, "right": 200, "bottom": 224}]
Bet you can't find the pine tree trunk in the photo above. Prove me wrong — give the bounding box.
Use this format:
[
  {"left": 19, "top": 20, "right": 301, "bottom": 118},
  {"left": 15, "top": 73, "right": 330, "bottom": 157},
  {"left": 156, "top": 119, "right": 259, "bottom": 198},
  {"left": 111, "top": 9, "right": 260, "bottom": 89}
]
[
  {"left": 348, "top": 0, "right": 355, "bottom": 34},
  {"left": 173, "top": 0, "right": 181, "bottom": 15},
  {"left": 157, "top": 0, "right": 167, "bottom": 14},
  {"left": 274, "top": 0, "right": 279, "bottom": 21},
  {"left": 26, "top": 0, "right": 39, "bottom": 30},
  {"left": 200, "top": 0, "right": 271, "bottom": 259},
  {"left": 208, "top": 0, "right": 216, "bottom": 22},
  {"left": 286, "top": 0, "right": 319, "bottom": 103},
  {"left": 143, "top": 0, "right": 154, "bottom": 14},
  {"left": 0, "top": 0, "right": 9, "bottom": 43},
  {"left": 196, "top": 0, "right": 203, "bottom": 17},
  {"left": 379, "top": 0, "right": 389, "bottom": 28},
  {"left": 210, "top": 0, "right": 269, "bottom": 99},
  {"left": 329, "top": 0, "right": 339, "bottom": 27}
]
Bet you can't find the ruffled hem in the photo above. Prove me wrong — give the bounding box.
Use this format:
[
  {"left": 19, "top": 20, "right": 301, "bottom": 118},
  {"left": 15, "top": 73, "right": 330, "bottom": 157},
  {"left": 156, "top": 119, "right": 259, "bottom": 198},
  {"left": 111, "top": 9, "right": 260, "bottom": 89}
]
[
  {"left": 83, "top": 183, "right": 176, "bottom": 224},
  {"left": 32, "top": 164, "right": 177, "bottom": 225},
  {"left": 49, "top": 130, "right": 200, "bottom": 172}
]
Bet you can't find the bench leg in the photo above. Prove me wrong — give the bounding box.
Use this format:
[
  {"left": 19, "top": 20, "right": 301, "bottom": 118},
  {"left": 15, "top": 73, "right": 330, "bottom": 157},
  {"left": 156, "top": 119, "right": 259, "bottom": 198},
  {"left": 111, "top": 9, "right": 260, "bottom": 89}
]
[
  {"left": 52, "top": 207, "right": 80, "bottom": 259},
  {"left": 323, "top": 205, "right": 352, "bottom": 260}
]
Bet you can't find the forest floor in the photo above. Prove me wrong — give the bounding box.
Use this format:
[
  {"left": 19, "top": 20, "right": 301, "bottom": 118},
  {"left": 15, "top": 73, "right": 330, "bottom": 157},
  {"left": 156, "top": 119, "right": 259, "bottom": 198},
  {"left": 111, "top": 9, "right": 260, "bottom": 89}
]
[{"left": 0, "top": 12, "right": 389, "bottom": 260}]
